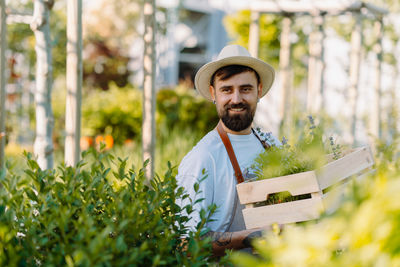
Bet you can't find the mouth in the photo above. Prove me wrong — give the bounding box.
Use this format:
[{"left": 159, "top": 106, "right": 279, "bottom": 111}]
[{"left": 228, "top": 107, "right": 246, "bottom": 113}]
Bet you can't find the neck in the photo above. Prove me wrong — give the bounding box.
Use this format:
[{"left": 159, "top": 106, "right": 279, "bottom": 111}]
[{"left": 218, "top": 120, "right": 252, "bottom": 135}]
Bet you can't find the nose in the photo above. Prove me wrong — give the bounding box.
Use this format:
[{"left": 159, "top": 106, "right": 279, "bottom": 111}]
[{"left": 231, "top": 89, "right": 243, "bottom": 104}]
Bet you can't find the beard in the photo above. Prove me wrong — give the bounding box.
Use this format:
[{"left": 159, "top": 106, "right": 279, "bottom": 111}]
[{"left": 218, "top": 102, "right": 255, "bottom": 132}]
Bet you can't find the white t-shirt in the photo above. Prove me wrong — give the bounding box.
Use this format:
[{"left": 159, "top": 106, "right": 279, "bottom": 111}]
[{"left": 176, "top": 128, "right": 280, "bottom": 232}]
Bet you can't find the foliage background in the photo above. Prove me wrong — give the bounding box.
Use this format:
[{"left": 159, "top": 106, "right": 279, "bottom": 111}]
[
  {"left": 0, "top": 149, "right": 217, "bottom": 266},
  {"left": 51, "top": 83, "right": 218, "bottom": 146}
]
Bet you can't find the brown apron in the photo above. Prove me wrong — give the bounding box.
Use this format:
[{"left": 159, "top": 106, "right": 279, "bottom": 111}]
[{"left": 216, "top": 122, "right": 269, "bottom": 232}]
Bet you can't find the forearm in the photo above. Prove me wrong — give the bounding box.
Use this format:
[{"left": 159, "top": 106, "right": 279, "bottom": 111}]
[{"left": 203, "top": 229, "right": 262, "bottom": 256}]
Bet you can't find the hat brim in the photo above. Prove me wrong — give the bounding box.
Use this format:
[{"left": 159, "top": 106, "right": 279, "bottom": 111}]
[{"left": 194, "top": 56, "right": 275, "bottom": 101}]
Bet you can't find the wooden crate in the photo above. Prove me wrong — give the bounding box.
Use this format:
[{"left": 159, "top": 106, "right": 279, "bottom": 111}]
[{"left": 236, "top": 146, "right": 374, "bottom": 229}]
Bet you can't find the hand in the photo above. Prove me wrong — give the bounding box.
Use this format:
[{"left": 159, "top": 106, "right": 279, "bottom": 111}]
[{"left": 242, "top": 229, "right": 262, "bottom": 248}]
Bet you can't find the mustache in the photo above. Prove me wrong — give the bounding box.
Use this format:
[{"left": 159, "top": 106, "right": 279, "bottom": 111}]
[{"left": 225, "top": 103, "right": 249, "bottom": 110}]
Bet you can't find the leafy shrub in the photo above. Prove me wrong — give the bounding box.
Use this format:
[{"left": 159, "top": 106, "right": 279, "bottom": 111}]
[
  {"left": 0, "top": 149, "right": 216, "bottom": 266},
  {"left": 80, "top": 85, "right": 218, "bottom": 145},
  {"left": 82, "top": 85, "right": 142, "bottom": 142},
  {"left": 156, "top": 87, "right": 219, "bottom": 140}
]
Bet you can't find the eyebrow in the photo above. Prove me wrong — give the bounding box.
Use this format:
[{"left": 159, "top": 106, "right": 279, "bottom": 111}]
[
  {"left": 239, "top": 84, "right": 254, "bottom": 88},
  {"left": 218, "top": 84, "right": 255, "bottom": 90}
]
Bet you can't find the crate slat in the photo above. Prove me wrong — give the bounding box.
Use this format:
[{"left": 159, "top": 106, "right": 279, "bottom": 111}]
[
  {"left": 325, "top": 148, "right": 357, "bottom": 163},
  {"left": 242, "top": 197, "right": 324, "bottom": 229},
  {"left": 237, "top": 171, "right": 319, "bottom": 205},
  {"left": 322, "top": 181, "right": 349, "bottom": 215},
  {"left": 237, "top": 146, "right": 374, "bottom": 229},
  {"left": 317, "top": 146, "right": 374, "bottom": 190}
]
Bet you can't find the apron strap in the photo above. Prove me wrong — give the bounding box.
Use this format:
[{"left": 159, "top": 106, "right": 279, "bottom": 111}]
[
  {"left": 216, "top": 122, "right": 271, "bottom": 184},
  {"left": 251, "top": 128, "right": 271, "bottom": 150},
  {"left": 217, "top": 122, "right": 244, "bottom": 184}
]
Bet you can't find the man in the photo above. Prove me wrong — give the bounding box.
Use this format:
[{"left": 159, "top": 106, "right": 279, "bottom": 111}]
[{"left": 176, "top": 45, "right": 280, "bottom": 256}]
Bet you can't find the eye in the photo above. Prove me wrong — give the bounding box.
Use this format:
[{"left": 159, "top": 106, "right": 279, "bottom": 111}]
[
  {"left": 242, "top": 87, "right": 252, "bottom": 92},
  {"left": 220, "top": 87, "right": 232, "bottom": 93}
]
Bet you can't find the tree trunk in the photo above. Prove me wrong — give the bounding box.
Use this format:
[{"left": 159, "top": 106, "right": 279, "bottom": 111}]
[
  {"left": 31, "top": 0, "right": 54, "bottom": 169},
  {"left": 348, "top": 14, "right": 362, "bottom": 145},
  {"left": 279, "top": 15, "right": 292, "bottom": 138},
  {"left": 142, "top": 0, "right": 156, "bottom": 180},
  {"left": 0, "top": 0, "right": 6, "bottom": 171},
  {"left": 65, "top": 0, "right": 82, "bottom": 166}
]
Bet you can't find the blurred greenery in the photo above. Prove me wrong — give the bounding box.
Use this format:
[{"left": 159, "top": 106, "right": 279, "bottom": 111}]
[
  {"left": 4, "top": 2, "right": 400, "bottom": 264},
  {"left": 51, "top": 83, "right": 218, "bottom": 148},
  {"left": 224, "top": 10, "right": 308, "bottom": 86},
  {"left": 6, "top": 1, "right": 134, "bottom": 90},
  {"left": 156, "top": 86, "right": 219, "bottom": 141},
  {"left": 231, "top": 138, "right": 400, "bottom": 267},
  {"left": 81, "top": 85, "right": 142, "bottom": 141},
  {"left": 6, "top": 2, "right": 67, "bottom": 79}
]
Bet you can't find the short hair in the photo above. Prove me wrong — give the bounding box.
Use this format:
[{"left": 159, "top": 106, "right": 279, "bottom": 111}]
[{"left": 210, "top": 65, "right": 260, "bottom": 87}]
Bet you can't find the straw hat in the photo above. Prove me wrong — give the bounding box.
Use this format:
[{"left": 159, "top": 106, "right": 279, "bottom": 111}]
[{"left": 194, "top": 44, "right": 275, "bottom": 101}]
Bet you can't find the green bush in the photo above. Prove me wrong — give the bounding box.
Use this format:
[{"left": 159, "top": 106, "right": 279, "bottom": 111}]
[
  {"left": 79, "top": 85, "right": 218, "bottom": 145},
  {"left": 0, "top": 149, "right": 216, "bottom": 266},
  {"left": 156, "top": 87, "right": 219, "bottom": 140},
  {"left": 82, "top": 85, "right": 142, "bottom": 142}
]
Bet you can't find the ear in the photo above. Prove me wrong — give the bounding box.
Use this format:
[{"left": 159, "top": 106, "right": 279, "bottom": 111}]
[
  {"left": 257, "top": 83, "right": 263, "bottom": 98},
  {"left": 209, "top": 85, "right": 216, "bottom": 101}
]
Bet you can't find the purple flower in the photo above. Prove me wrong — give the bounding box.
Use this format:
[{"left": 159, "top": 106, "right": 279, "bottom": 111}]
[{"left": 281, "top": 136, "right": 288, "bottom": 145}]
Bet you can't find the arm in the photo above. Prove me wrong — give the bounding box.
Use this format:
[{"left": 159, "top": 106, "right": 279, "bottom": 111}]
[{"left": 203, "top": 228, "right": 263, "bottom": 256}]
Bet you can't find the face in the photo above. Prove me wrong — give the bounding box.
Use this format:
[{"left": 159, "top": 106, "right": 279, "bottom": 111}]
[{"left": 210, "top": 71, "right": 262, "bottom": 134}]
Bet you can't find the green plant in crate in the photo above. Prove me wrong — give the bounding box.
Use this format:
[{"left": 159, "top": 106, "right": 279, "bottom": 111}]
[
  {"left": 253, "top": 116, "right": 328, "bottom": 179},
  {"left": 0, "top": 148, "right": 216, "bottom": 266},
  {"left": 252, "top": 117, "right": 340, "bottom": 204}
]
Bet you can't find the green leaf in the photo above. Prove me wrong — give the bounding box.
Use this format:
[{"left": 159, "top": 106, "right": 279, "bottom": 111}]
[
  {"left": 25, "top": 188, "right": 38, "bottom": 202},
  {"left": 193, "top": 182, "right": 200, "bottom": 193}
]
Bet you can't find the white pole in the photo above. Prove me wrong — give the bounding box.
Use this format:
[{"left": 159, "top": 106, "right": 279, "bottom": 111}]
[
  {"left": 249, "top": 11, "right": 260, "bottom": 58},
  {"left": 279, "top": 15, "right": 292, "bottom": 137},
  {"left": 65, "top": 0, "right": 82, "bottom": 166},
  {"left": 348, "top": 14, "right": 362, "bottom": 145},
  {"left": 370, "top": 18, "right": 383, "bottom": 140},
  {"left": 31, "top": 0, "right": 54, "bottom": 169},
  {"left": 0, "top": 0, "right": 6, "bottom": 171},
  {"left": 307, "top": 13, "right": 325, "bottom": 114},
  {"left": 142, "top": 0, "right": 156, "bottom": 180}
]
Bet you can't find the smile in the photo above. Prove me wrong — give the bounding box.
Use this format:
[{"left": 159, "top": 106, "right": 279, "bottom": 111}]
[{"left": 229, "top": 108, "right": 245, "bottom": 112}]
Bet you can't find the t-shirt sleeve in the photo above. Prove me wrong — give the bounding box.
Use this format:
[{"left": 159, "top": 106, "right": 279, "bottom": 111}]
[{"left": 175, "top": 152, "right": 215, "bottom": 233}]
